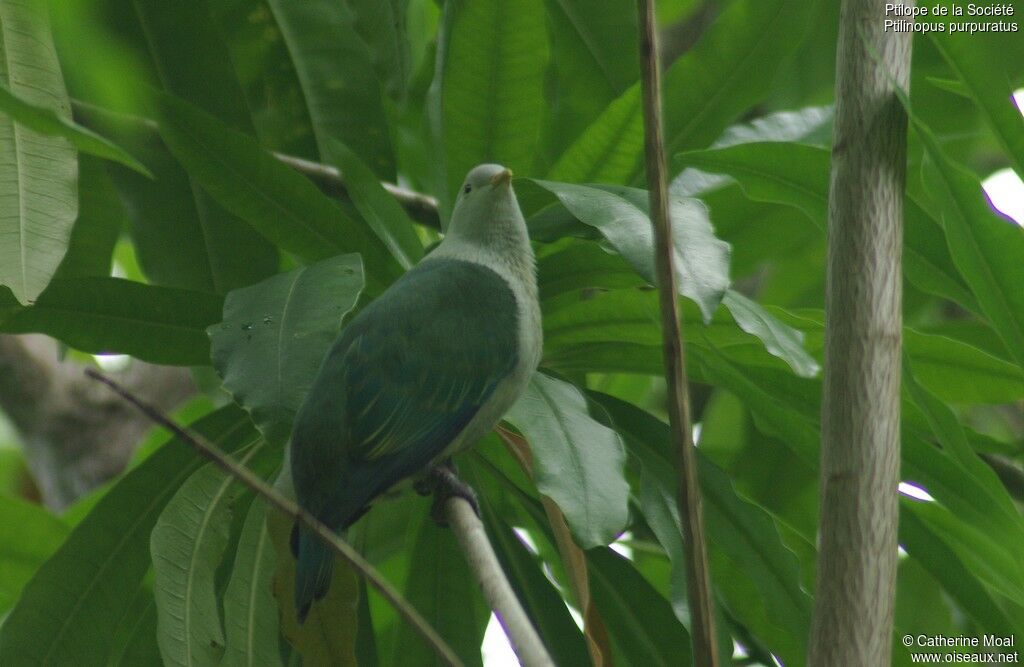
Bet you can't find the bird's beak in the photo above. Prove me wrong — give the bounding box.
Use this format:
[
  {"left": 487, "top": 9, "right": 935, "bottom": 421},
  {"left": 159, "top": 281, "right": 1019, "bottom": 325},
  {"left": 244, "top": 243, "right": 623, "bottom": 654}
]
[{"left": 490, "top": 168, "right": 513, "bottom": 188}]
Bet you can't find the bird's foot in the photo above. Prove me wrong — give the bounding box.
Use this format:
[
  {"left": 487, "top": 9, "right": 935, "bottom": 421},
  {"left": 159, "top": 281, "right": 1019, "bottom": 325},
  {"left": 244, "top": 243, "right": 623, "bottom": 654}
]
[{"left": 417, "top": 462, "right": 480, "bottom": 527}]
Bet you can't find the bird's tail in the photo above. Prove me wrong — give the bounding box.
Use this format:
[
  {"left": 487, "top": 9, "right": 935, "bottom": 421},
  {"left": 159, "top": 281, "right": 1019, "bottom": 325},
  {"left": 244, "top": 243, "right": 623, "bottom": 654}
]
[{"left": 291, "top": 522, "right": 334, "bottom": 623}]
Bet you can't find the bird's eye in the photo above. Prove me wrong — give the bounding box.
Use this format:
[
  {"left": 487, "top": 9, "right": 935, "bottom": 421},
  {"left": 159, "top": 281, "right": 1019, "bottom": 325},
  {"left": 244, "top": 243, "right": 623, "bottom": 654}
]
[{"left": 463, "top": 183, "right": 472, "bottom": 194}]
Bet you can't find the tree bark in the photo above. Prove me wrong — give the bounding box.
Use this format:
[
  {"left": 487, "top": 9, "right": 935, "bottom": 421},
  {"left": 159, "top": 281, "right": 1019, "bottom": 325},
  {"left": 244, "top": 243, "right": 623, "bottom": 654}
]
[
  {"left": 808, "top": 2, "right": 911, "bottom": 665},
  {"left": 0, "top": 334, "right": 195, "bottom": 508}
]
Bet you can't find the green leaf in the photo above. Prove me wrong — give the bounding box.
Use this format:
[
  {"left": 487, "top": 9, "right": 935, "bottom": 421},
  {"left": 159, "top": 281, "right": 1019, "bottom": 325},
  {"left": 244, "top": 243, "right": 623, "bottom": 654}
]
[
  {"left": 346, "top": 0, "right": 412, "bottom": 102},
  {"left": 328, "top": 141, "right": 423, "bottom": 269},
  {"left": 721, "top": 291, "right": 819, "bottom": 378},
  {"left": 531, "top": 180, "right": 731, "bottom": 321},
  {"left": 675, "top": 141, "right": 980, "bottom": 313},
  {"left": 209, "top": 254, "right": 365, "bottom": 445},
  {"left": 0, "top": 84, "right": 149, "bottom": 176},
  {"left": 0, "top": 0, "right": 77, "bottom": 304},
  {"left": 0, "top": 277, "right": 223, "bottom": 365},
  {"left": 540, "top": 0, "right": 638, "bottom": 166},
  {"left": 52, "top": 156, "right": 124, "bottom": 281},
  {"left": 594, "top": 394, "right": 812, "bottom": 665},
  {"left": 436, "top": 0, "right": 549, "bottom": 202},
  {"left": 929, "top": 31, "right": 1024, "bottom": 176},
  {"left": 537, "top": 239, "right": 645, "bottom": 301},
  {"left": 546, "top": 87, "right": 644, "bottom": 185},
  {"left": 221, "top": 502, "right": 283, "bottom": 667},
  {"left": 587, "top": 548, "right": 692, "bottom": 666},
  {"left": 910, "top": 111, "right": 1024, "bottom": 369},
  {"left": 392, "top": 515, "right": 487, "bottom": 667},
  {"left": 0, "top": 497, "right": 69, "bottom": 614},
  {"left": 547, "top": 0, "right": 815, "bottom": 185},
  {"left": 154, "top": 93, "right": 401, "bottom": 291},
  {"left": 266, "top": 0, "right": 396, "bottom": 177},
  {"left": 151, "top": 446, "right": 264, "bottom": 667},
  {"left": 505, "top": 373, "right": 629, "bottom": 548},
  {"left": 0, "top": 407, "right": 258, "bottom": 666},
  {"left": 111, "top": 591, "right": 162, "bottom": 666},
  {"left": 900, "top": 505, "right": 1019, "bottom": 636},
  {"left": 661, "top": 0, "right": 816, "bottom": 158}
]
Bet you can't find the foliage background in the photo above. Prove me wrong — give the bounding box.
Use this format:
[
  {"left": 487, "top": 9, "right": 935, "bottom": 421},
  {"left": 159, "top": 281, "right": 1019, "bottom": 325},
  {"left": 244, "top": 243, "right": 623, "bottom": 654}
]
[{"left": 0, "top": 0, "right": 1022, "bottom": 665}]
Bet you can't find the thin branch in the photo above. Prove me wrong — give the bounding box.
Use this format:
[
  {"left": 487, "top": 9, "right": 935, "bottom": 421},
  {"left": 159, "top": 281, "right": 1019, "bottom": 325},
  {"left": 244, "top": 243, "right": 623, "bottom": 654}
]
[
  {"left": 69, "top": 99, "right": 441, "bottom": 229},
  {"left": 446, "top": 497, "right": 555, "bottom": 667},
  {"left": 84, "top": 369, "right": 463, "bottom": 667},
  {"left": 636, "top": 2, "right": 719, "bottom": 667}
]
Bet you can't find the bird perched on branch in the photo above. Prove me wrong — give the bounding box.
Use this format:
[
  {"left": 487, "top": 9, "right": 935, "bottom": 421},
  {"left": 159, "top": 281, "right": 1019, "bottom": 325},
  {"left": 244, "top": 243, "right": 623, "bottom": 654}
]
[{"left": 288, "top": 164, "right": 541, "bottom": 622}]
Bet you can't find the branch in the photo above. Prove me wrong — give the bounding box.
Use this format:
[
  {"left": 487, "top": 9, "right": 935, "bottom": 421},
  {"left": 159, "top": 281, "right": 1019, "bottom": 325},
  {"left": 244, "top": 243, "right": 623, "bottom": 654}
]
[
  {"left": 809, "top": 1, "right": 910, "bottom": 665},
  {"left": 70, "top": 99, "right": 441, "bottom": 229},
  {"left": 445, "top": 497, "right": 554, "bottom": 667},
  {"left": 636, "top": 1, "right": 719, "bottom": 666},
  {"left": 85, "top": 369, "right": 463, "bottom": 667}
]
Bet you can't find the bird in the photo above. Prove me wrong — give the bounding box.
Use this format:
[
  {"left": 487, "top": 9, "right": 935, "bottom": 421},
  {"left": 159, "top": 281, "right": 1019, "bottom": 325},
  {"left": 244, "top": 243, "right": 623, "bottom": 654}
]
[{"left": 287, "top": 163, "right": 542, "bottom": 622}]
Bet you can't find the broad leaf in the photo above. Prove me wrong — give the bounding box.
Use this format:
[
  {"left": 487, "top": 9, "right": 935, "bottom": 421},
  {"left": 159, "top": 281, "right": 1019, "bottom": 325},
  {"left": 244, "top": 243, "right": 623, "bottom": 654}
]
[
  {"left": 594, "top": 394, "right": 812, "bottom": 666},
  {"left": 588, "top": 548, "right": 692, "bottom": 666},
  {"left": 0, "top": 277, "right": 223, "bottom": 365},
  {"left": 0, "top": 407, "right": 257, "bottom": 666},
  {"left": 266, "top": 0, "right": 396, "bottom": 177},
  {"left": 721, "top": 291, "right": 819, "bottom": 378},
  {"left": 435, "top": 0, "right": 549, "bottom": 207},
  {"left": 151, "top": 446, "right": 265, "bottom": 667},
  {"left": 221, "top": 502, "right": 283, "bottom": 667},
  {"left": 929, "top": 31, "right": 1024, "bottom": 175},
  {"left": 546, "top": 0, "right": 815, "bottom": 185},
  {"left": 0, "top": 84, "right": 148, "bottom": 175},
  {"left": 391, "top": 514, "right": 488, "bottom": 667},
  {"left": 531, "top": 180, "right": 731, "bottom": 321},
  {"left": 328, "top": 141, "right": 422, "bottom": 269},
  {"left": 910, "top": 111, "right": 1024, "bottom": 369},
  {"left": 209, "top": 254, "right": 365, "bottom": 445},
  {"left": 505, "top": 373, "right": 629, "bottom": 548},
  {"left": 675, "top": 141, "right": 981, "bottom": 313},
  {"left": 155, "top": 93, "right": 400, "bottom": 291},
  {"left": 0, "top": 0, "right": 77, "bottom": 304},
  {"left": 52, "top": 156, "right": 124, "bottom": 280},
  {"left": 0, "top": 497, "right": 69, "bottom": 614}
]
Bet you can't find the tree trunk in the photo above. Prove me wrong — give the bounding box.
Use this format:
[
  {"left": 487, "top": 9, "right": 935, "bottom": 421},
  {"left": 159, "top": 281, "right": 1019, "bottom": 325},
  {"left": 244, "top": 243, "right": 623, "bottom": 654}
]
[{"left": 808, "top": 1, "right": 911, "bottom": 665}]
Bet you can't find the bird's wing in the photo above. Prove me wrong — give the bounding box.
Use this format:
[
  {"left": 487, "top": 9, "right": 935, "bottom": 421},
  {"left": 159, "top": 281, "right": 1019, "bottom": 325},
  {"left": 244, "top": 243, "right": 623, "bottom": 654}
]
[{"left": 289, "top": 258, "right": 520, "bottom": 526}]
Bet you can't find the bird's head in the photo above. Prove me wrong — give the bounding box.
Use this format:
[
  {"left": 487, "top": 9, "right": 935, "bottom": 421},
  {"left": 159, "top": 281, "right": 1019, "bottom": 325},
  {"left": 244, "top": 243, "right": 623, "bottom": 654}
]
[{"left": 447, "top": 164, "right": 525, "bottom": 245}]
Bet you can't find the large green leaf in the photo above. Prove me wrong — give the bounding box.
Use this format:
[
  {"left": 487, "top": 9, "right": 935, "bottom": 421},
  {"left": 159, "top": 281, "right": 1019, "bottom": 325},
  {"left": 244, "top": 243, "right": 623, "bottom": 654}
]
[
  {"left": 675, "top": 141, "right": 981, "bottom": 313},
  {"left": 504, "top": 373, "right": 629, "bottom": 548},
  {"left": 52, "top": 155, "right": 124, "bottom": 281},
  {"left": 391, "top": 514, "right": 488, "bottom": 667},
  {"left": 929, "top": 31, "right": 1024, "bottom": 176},
  {"left": 328, "top": 141, "right": 423, "bottom": 270},
  {"left": 266, "top": 0, "right": 396, "bottom": 177},
  {"left": 221, "top": 502, "right": 283, "bottom": 667},
  {"left": 594, "top": 394, "right": 812, "bottom": 666},
  {"left": 0, "top": 277, "right": 223, "bottom": 365},
  {"left": 155, "top": 93, "right": 400, "bottom": 291},
  {"left": 209, "top": 254, "right": 365, "bottom": 445},
  {"left": 346, "top": 0, "right": 412, "bottom": 102},
  {"left": 546, "top": 0, "right": 815, "bottom": 186},
  {"left": 531, "top": 180, "right": 731, "bottom": 321},
  {"left": 721, "top": 291, "right": 819, "bottom": 378},
  {"left": 588, "top": 548, "right": 692, "bottom": 667},
  {"left": 436, "top": 0, "right": 549, "bottom": 205},
  {"left": 0, "top": 497, "right": 69, "bottom": 614},
  {"left": 0, "top": 84, "right": 148, "bottom": 176},
  {"left": 540, "top": 0, "right": 637, "bottom": 166},
  {"left": 910, "top": 112, "right": 1024, "bottom": 369},
  {"left": 0, "top": 0, "right": 77, "bottom": 304},
  {"left": 0, "top": 407, "right": 257, "bottom": 666},
  {"left": 118, "top": 0, "right": 278, "bottom": 295},
  {"left": 151, "top": 446, "right": 265, "bottom": 667}
]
